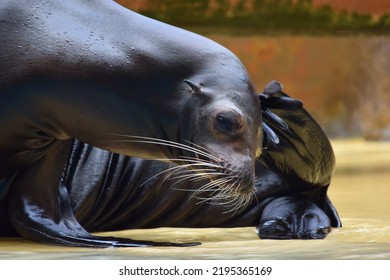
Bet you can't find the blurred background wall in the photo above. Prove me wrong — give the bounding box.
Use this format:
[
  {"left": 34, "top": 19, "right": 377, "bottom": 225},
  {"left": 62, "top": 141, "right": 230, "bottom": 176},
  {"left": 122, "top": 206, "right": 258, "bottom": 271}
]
[{"left": 116, "top": 0, "right": 390, "bottom": 140}]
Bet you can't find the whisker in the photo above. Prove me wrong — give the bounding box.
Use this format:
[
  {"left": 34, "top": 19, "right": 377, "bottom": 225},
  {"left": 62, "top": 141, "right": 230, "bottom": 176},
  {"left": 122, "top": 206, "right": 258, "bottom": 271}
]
[
  {"left": 137, "top": 163, "right": 191, "bottom": 189},
  {"left": 107, "top": 134, "right": 221, "bottom": 162},
  {"left": 154, "top": 163, "right": 222, "bottom": 193},
  {"left": 194, "top": 177, "right": 234, "bottom": 194},
  {"left": 168, "top": 171, "right": 220, "bottom": 190},
  {"left": 221, "top": 195, "right": 245, "bottom": 214},
  {"left": 138, "top": 161, "right": 215, "bottom": 190},
  {"left": 221, "top": 178, "right": 239, "bottom": 195},
  {"left": 193, "top": 177, "right": 254, "bottom": 215},
  {"left": 154, "top": 164, "right": 208, "bottom": 194},
  {"left": 172, "top": 186, "right": 220, "bottom": 193},
  {"left": 168, "top": 170, "right": 225, "bottom": 182},
  {"left": 184, "top": 140, "right": 232, "bottom": 162},
  {"left": 152, "top": 157, "right": 222, "bottom": 169},
  {"left": 192, "top": 177, "right": 234, "bottom": 201},
  {"left": 179, "top": 156, "right": 222, "bottom": 168}
]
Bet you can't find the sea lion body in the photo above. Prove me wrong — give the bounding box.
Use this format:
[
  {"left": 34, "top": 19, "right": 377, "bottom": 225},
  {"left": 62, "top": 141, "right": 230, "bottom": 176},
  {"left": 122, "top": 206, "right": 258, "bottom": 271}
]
[
  {"left": 0, "top": 0, "right": 261, "bottom": 169},
  {"left": 0, "top": 0, "right": 262, "bottom": 247},
  {"left": 0, "top": 79, "right": 341, "bottom": 242},
  {"left": 64, "top": 82, "right": 341, "bottom": 239}
]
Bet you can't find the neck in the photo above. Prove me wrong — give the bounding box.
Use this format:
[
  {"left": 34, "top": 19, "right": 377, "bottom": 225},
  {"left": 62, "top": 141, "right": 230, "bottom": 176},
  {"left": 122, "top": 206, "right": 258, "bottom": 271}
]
[{"left": 0, "top": 74, "right": 189, "bottom": 178}]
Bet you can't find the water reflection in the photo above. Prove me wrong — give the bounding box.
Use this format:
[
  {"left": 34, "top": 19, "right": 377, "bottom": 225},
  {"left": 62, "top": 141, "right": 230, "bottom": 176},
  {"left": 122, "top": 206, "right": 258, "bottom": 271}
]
[{"left": 1, "top": 139, "right": 389, "bottom": 259}]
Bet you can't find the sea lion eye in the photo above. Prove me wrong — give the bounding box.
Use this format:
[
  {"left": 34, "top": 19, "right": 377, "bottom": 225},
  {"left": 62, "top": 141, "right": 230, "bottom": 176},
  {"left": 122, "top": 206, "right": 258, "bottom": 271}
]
[
  {"left": 216, "top": 115, "right": 233, "bottom": 133},
  {"left": 214, "top": 113, "right": 242, "bottom": 135}
]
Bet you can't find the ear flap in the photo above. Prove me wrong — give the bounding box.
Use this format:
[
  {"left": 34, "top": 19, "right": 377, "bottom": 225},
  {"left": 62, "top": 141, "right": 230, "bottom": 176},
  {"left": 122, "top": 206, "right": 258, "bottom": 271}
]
[{"left": 184, "top": 80, "right": 202, "bottom": 95}]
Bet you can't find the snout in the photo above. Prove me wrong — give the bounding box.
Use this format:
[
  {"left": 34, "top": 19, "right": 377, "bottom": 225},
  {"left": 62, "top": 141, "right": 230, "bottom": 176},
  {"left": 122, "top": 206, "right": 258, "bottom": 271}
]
[
  {"left": 217, "top": 157, "right": 256, "bottom": 195},
  {"left": 235, "top": 165, "right": 256, "bottom": 194},
  {"left": 188, "top": 144, "right": 257, "bottom": 195}
]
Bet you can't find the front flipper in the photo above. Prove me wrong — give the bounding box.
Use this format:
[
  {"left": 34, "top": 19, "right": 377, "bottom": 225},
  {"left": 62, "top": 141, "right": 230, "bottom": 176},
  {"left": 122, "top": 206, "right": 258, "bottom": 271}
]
[
  {"left": 8, "top": 140, "right": 198, "bottom": 248},
  {"left": 257, "top": 196, "right": 331, "bottom": 240},
  {"left": 260, "top": 80, "right": 335, "bottom": 187},
  {"left": 258, "top": 80, "right": 341, "bottom": 230}
]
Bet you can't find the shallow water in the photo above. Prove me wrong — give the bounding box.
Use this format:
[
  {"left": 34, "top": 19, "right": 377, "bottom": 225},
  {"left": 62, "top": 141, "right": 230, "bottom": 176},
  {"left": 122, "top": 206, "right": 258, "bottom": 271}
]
[{"left": 0, "top": 139, "right": 389, "bottom": 260}]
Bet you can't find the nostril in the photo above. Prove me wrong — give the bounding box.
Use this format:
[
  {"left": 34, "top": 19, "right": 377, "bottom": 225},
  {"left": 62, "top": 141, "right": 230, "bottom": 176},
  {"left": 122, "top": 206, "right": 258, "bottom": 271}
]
[{"left": 224, "top": 163, "right": 232, "bottom": 171}]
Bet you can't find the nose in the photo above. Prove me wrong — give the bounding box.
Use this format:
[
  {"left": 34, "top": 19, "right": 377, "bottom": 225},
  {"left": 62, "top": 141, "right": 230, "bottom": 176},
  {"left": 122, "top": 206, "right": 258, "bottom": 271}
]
[
  {"left": 241, "top": 172, "right": 256, "bottom": 193},
  {"left": 236, "top": 164, "right": 256, "bottom": 194}
]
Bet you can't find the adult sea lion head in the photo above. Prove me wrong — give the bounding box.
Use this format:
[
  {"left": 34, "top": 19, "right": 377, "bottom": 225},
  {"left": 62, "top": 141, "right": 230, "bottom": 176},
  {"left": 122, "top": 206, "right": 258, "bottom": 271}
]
[
  {"left": 164, "top": 67, "right": 263, "bottom": 202},
  {"left": 104, "top": 59, "right": 263, "bottom": 204},
  {"left": 111, "top": 67, "right": 263, "bottom": 204}
]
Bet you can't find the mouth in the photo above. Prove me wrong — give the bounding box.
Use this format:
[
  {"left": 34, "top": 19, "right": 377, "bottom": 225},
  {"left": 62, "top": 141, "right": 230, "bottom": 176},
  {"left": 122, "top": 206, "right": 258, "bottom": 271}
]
[
  {"left": 181, "top": 156, "right": 256, "bottom": 214},
  {"left": 188, "top": 174, "right": 256, "bottom": 215},
  {"left": 190, "top": 148, "right": 256, "bottom": 192}
]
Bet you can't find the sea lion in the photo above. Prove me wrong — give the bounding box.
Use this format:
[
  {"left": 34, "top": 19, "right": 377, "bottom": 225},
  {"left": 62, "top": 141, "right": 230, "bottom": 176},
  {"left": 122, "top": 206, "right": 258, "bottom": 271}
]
[
  {"left": 67, "top": 81, "right": 341, "bottom": 239},
  {"left": 0, "top": 0, "right": 262, "bottom": 247},
  {"left": 0, "top": 80, "right": 341, "bottom": 246}
]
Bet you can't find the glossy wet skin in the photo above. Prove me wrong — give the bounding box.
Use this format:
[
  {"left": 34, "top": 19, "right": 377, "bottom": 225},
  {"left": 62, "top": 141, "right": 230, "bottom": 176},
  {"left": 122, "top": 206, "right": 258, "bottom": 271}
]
[
  {"left": 0, "top": 0, "right": 261, "bottom": 185},
  {"left": 0, "top": 0, "right": 262, "bottom": 247},
  {"left": 0, "top": 78, "right": 340, "bottom": 246}
]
